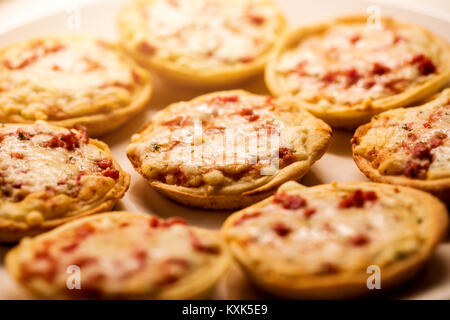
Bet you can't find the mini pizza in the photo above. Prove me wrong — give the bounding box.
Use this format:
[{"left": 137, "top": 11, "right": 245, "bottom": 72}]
[
  {"left": 265, "top": 15, "right": 450, "bottom": 128},
  {"left": 352, "top": 88, "right": 450, "bottom": 203},
  {"left": 117, "top": 0, "right": 287, "bottom": 87},
  {"left": 0, "top": 122, "right": 130, "bottom": 242},
  {"left": 126, "top": 90, "right": 331, "bottom": 209},
  {"left": 0, "top": 35, "right": 152, "bottom": 137},
  {"left": 222, "top": 181, "right": 448, "bottom": 299},
  {"left": 6, "top": 211, "right": 230, "bottom": 299}
]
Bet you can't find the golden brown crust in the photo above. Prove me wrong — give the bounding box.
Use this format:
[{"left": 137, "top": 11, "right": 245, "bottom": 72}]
[
  {"left": 126, "top": 90, "right": 332, "bottom": 209},
  {"left": 117, "top": 0, "right": 287, "bottom": 88},
  {"left": 265, "top": 15, "right": 450, "bottom": 129},
  {"left": 0, "top": 35, "right": 153, "bottom": 137},
  {"left": 0, "top": 124, "right": 130, "bottom": 242},
  {"left": 222, "top": 181, "right": 448, "bottom": 299},
  {"left": 352, "top": 89, "right": 450, "bottom": 203},
  {"left": 5, "top": 211, "right": 231, "bottom": 299}
]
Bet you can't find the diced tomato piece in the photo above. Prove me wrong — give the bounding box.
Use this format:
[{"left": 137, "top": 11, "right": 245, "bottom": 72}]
[
  {"left": 44, "top": 135, "right": 65, "bottom": 148},
  {"left": 372, "top": 62, "right": 390, "bottom": 75},
  {"left": 16, "top": 128, "right": 33, "bottom": 140},
  {"left": 139, "top": 41, "right": 157, "bottom": 55},
  {"left": 273, "top": 192, "right": 307, "bottom": 210},
  {"left": 279, "top": 147, "right": 294, "bottom": 161},
  {"left": 209, "top": 95, "right": 239, "bottom": 104},
  {"left": 240, "top": 108, "right": 253, "bottom": 116},
  {"left": 60, "top": 132, "right": 80, "bottom": 150},
  {"left": 239, "top": 56, "right": 253, "bottom": 63},
  {"left": 233, "top": 212, "right": 261, "bottom": 226},
  {"left": 338, "top": 190, "right": 378, "bottom": 209},
  {"left": 403, "top": 159, "right": 430, "bottom": 178},
  {"left": 321, "top": 72, "right": 336, "bottom": 85},
  {"left": 304, "top": 207, "right": 317, "bottom": 218},
  {"left": 97, "top": 159, "right": 113, "bottom": 169},
  {"left": 412, "top": 143, "right": 431, "bottom": 159},
  {"left": 410, "top": 54, "right": 436, "bottom": 75},
  {"left": 75, "top": 224, "right": 96, "bottom": 240},
  {"left": 263, "top": 124, "right": 277, "bottom": 135},
  {"left": 239, "top": 108, "right": 259, "bottom": 122},
  {"left": 103, "top": 169, "right": 120, "bottom": 180},
  {"left": 350, "top": 34, "right": 361, "bottom": 44},
  {"left": 60, "top": 242, "right": 79, "bottom": 253},
  {"left": 350, "top": 234, "right": 370, "bottom": 246},
  {"left": 363, "top": 79, "right": 376, "bottom": 89},
  {"left": 10, "top": 152, "right": 24, "bottom": 159},
  {"left": 248, "top": 14, "right": 265, "bottom": 25},
  {"left": 148, "top": 217, "right": 161, "bottom": 228},
  {"left": 247, "top": 114, "right": 259, "bottom": 122},
  {"left": 344, "top": 68, "right": 361, "bottom": 86},
  {"left": 407, "top": 133, "right": 417, "bottom": 141},
  {"left": 272, "top": 222, "right": 291, "bottom": 237}
]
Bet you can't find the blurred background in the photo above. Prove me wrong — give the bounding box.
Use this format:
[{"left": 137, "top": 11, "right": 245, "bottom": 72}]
[{"left": 0, "top": 0, "right": 449, "bottom": 35}]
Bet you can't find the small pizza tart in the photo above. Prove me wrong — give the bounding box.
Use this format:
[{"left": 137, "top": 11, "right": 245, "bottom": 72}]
[
  {"left": 222, "top": 181, "right": 448, "bottom": 299},
  {"left": 352, "top": 88, "right": 450, "bottom": 203},
  {"left": 126, "top": 90, "right": 331, "bottom": 209},
  {"left": 0, "top": 35, "right": 152, "bottom": 137},
  {"left": 0, "top": 122, "right": 130, "bottom": 242},
  {"left": 6, "top": 211, "right": 230, "bottom": 299},
  {"left": 117, "top": 0, "right": 286, "bottom": 87},
  {"left": 265, "top": 15, "right": 450, "bottom": 128}
]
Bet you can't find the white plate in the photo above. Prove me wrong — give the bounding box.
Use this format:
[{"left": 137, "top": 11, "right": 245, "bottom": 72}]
[{"left": 0, "top": 0, "right": 449, "bottom": 300}]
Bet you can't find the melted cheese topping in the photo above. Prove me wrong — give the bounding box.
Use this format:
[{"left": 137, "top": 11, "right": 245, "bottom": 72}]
[
  {"left": 127, "top": 93, "right": 311, "bottom": 192},
  {"left": 15, "top": 214, "right": 222, "bottom": 298},
  {"left": 123, "top": 0, "right": 283, "bottom": 69},
  {"left": 0, "top": 37, "right": 140, "bottom": 121},
  {"left": 273, "top": 23, "right": 442, "bottom": 107},
  {"left": 0, "top": 122, "right": 119, "bottom": 222},
  {"left": 225, "top": 186, "right": 425, "bottom": 275},
  {"left": 354, "top": 90, "right": 450, "bottom": 179}
]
